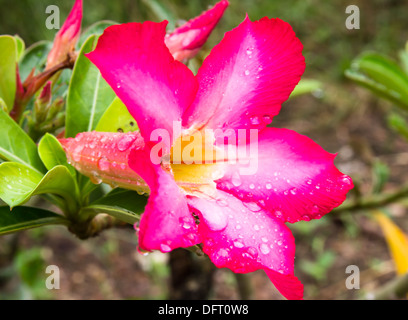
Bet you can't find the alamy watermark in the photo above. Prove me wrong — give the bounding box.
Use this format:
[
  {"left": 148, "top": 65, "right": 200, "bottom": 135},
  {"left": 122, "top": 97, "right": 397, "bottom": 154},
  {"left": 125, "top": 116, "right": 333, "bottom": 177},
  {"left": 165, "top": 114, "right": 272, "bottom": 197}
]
[
  {"left": 45, "top": 5, "right": 60, "bottom": 30},
  {"left": 149, "top": 121, "right": 259, "bottom": 175},
  {"left": 45, "top": 265, "right": 60, "bottom": 289},
  {"left": 345, "top": 265, "right": 360, "bottom": 290},
  {"left": 345, "top": 5, "right": 360, "bottom": 30}
]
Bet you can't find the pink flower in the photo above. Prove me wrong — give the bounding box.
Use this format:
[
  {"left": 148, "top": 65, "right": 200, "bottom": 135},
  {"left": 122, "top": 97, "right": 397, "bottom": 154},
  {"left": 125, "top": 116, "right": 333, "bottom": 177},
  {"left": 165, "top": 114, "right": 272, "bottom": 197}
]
[
  {"left": 46, "top": 0, "right": 83, "bottom": 69},
  {"left": 63, "top": 13, "right": 353, "bottom": 300},
  {"left": 165, "top": 0, "right": 229, "bottom": 62}
]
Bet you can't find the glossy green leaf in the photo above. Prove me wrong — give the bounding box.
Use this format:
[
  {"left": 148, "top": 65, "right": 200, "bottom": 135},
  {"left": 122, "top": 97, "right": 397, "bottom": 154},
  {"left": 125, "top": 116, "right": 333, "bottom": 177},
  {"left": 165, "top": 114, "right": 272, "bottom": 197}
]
[
  {"left": 66, "top": 35, "right": 116, "bottom": 138},
  {"left": 84, "top": 188, "right": 147, "bottom": 224},
  {"left": 399, "top": 47, "right": 408, "bottom": 75},
  {"left": 141, "top": 0, "right": 176, "bottom": 30},
  {"left": 290, "top": 79, "right": 322, "bottom": 99},
  {"left": 18, "top": 40, "right": 52, "bottom": 81},
  {"left": 78, "top": 20, "right": 117, "bottom": 49},
  {"left": 14, "top": 35, "right": 25, "bottom": 61},
  {"left": 0, "top": 108, "right": 46, "bottom": 174},
  {"left": 0, "top": 35, "right": 17, "bottom": 112},
  {"left": 95, "top": 97, "right": 138, "bottom": 133},
  {"left": 0, "top": 206, "right": 68, "bottom": 236},
  {"left": 38, "top": 133, "right": 76, "bottom": 176},
  {"left": 387, "top": 112, "right": 408, "bottom": 141},
  {"left": 346, "top": 52, "right": 408, "bottom": 110},
  {"left": 0, "top": 163, "right": 78, "bottom": 211}
]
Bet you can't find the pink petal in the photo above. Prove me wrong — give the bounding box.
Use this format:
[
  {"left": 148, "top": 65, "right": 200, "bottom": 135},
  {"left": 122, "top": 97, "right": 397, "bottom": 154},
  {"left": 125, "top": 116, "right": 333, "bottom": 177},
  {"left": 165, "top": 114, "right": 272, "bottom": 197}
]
[
  {"left": 128, "top": 146, "right": 200, "bottom": 253},
  {"left": 86, "top": 21, "right": 198, "bottom": 143},
  {"left": 46, "top": 0, "right": 82, "bottom": 69},
  {"left": 216, "top": 128, "right": 353, "bottom": 223},
  {"left": 59, "top": 131, "right": 149, "bottom": 192},
  {"left": 165, "top": 0, "right": 229, "bottom": 62},
  {"left": 187, "top": 190, "right": 303, "bottom": 300},
  {"left": 183, "top": 16, "right": 305, "bottom": 131}
]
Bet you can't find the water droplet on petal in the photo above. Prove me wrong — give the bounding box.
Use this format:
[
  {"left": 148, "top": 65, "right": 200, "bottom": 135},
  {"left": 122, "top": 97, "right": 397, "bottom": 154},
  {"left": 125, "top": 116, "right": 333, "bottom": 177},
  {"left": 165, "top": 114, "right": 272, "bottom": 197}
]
[
  {"left": 249, "top": 183, "right": 255, "bottom": 190},
  {"left": 160, "top": 243, "right": 172, "bottom": 253},
  {"left": 290, "top": 188, "right": 297, "bottom": 195},
  {"left": 234, "top": 240, "right": 244, "bottom": 248},
  {"left": 117, "top": 135, "right": 136, "bottom": 151},
  {"left": 246, "top": 48, "right": 253, "bottom": 55},
  {"left": 231, "top": 171, "right": 242, "bottom": 187},
  {"left": 244, "top": 69, "right": 250, "bottom": 76},
  {"left": 254, "top": 224, "right": 260, "bottom": 231},
  {"left": 97, "top": 157, "right": 110, "bottom": 171},
  {"left": 266, "top": 183, "right": 272, "bottom": 190},
  {"left": 249, "top": 116, "right": 260, "bottom": 125},
  {"left": 260, "top": 243, "right": 270, "bottom": 255}
]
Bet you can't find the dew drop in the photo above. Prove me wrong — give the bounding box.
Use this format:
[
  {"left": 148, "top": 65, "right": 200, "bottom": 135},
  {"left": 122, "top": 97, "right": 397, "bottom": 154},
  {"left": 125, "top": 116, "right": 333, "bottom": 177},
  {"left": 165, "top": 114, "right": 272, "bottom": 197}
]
[
  {"left": 97, "top": 157, "right": 110, "bottom": 171},
  {"left": 246, "top": 48, "right": 253, "bottom": 55},
  {"left": 249, "top": 183, "right": 255, "bottom": 190},
  {"left": 260, "top": 243, "right": 270, "bottom": 255},
  {"left": 302, "top": 214, "right": 311, "bottom": 221},
  {"left": 249, "top": 116, "right": 260, "bottom": 125},
  {"left": 234, "top": 240, "right": 244, "bottom": 248},
  {"left": 160, "top": 243, "right": 172, "bottom": 253},
  {"left": 266, "top": 183, "right": 272, "bottom": 190},
  {"left": 290, "top": 188, "right": 297, "bottom": 195},
  {"left": 117, "top": 135, "right": 136, "bottom": 151},
  {"left": 244, "top": 69, "right": 250, "bottom": 76},
  {"left": 254, "top": 224, "right": 260, "bottom": 231},
  {"left": 231, "top": 171, "right": 242, "bottom": 187},
  {"left": 261, "top": 237, "right": 268, "bottom": 243}
]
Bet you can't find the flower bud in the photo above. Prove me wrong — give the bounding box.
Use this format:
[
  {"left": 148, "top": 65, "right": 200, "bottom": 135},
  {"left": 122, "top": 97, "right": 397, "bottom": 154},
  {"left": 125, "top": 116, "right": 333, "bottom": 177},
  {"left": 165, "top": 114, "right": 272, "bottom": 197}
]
[
  {"left": 165, "top": 0, "right": 228, "bottom": 62},
  {"left": 46, "top": 0, "right": 83, "bottom": 70}
]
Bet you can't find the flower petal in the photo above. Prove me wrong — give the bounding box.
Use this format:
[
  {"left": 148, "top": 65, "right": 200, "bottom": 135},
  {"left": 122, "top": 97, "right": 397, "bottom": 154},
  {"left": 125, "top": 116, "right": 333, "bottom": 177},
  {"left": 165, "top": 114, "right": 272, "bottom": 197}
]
[
  {"left": 216, "top": 128, "right": 353, "bottom": 223},
  {"left": 187, "top": 190, "right": 303, "bottom": 299},
  {"left": 183, "top": 16, "right": 305, "bottom": 131},
  {"left": 128, "top": 146, "right": 200, "bottom": 252},
  {"left": 86, "top": 21, "right": 198, "bottom": 143},
  {"left": 165, "top": 0, "right": 229, "bottom": 62}
]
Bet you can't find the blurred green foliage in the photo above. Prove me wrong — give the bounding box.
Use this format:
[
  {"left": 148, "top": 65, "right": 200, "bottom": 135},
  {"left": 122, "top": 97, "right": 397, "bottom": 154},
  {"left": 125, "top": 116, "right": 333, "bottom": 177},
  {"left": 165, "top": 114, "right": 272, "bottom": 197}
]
[{"left": 1, "top": 0, "right": 407, "bottom": 82}]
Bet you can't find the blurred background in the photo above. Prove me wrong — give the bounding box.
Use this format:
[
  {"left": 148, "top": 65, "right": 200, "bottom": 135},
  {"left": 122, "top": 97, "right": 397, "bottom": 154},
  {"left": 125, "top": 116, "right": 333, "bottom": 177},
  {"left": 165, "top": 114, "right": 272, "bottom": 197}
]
[{"left": 1, "top": 0, "right": 408, "bottom": 300}]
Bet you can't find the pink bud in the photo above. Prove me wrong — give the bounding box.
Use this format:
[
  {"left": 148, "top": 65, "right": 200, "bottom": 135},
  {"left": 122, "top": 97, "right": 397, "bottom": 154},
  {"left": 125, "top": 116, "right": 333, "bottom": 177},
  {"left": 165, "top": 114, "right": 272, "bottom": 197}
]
[
  {"left": 60, "top": 131, "right": 149, "bottom": 193},
  {"left": 165, "top": 0, "right": 228, "bottom": 62},
  {"left": 46, "top": 0, "right": 83, "bottom": 69}
]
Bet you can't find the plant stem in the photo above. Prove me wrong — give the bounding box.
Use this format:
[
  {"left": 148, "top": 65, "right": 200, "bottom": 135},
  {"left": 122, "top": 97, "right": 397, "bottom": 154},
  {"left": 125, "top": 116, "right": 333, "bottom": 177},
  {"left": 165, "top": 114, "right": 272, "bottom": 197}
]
[
  {"left": 332, "top": 183, "right": 408, "bottom": 214},
  {"left": 368, "top": 272, "right": 408, "bottom": 300}
]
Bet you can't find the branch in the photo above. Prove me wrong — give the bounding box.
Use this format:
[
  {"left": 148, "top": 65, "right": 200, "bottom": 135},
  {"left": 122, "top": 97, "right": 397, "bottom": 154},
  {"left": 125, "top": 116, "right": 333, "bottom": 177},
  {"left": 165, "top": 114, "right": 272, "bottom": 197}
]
[
  {"left": 332, "top": 183, "right": 408, "bottom": 214},
  {"left": 368, "top": 272, "right": 408, "bottom": 300}
]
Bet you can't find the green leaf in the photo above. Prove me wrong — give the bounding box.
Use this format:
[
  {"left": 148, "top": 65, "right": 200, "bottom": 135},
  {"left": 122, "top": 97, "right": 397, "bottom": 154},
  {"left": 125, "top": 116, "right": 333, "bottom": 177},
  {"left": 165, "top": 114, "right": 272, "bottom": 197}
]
[
  {"left": 18, "top": 41, "right": 52, "bottom": 82},
  {"left": 95, "top": 97, "right": 138, "bottom": 133},
  {"left": 14, "top": 35, "right": 25, "bottom": 61},
  {"left": 387, "top": 112, "right": 408, "bottom": 141},
  {"left": 78, "top": 20, "right": 117, "bottom": 49},
  {"left": 66, "top": 35, "right": 116, "bottom": 138},
  {"left": 289, "top": 79, "right": 323, "bottom": 99},
  {"left": 84, "top": 188, "right": 147, "bottom": 224},
  {"left": 371, "top": 160, "right": 389, "bottom": 194},
  {"left": 0, "top": 35, "right": 17, "bottom": 112},
  {"left": 0, "top": 108, "right": 46, "bottom": 174},
  {"left": 0, "top": 206, "right": 68, "bottom": 236},
  {"left": 346, "top": 52, "right": 408, "bottom": 110},
  {"left": 141, "top": 0, "right": 176, "bottom": 30},
  {"left": 38, "top": 133, "right": 76, "bottom": 176},
  {"left": 0, "top": 163, "right": 78, "bottom": 211}
]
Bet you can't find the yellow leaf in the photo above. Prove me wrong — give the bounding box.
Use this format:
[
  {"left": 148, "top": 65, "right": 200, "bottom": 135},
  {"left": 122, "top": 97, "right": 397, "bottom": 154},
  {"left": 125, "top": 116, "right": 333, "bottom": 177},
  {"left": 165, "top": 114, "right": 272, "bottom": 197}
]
[{"left": 374, "top": 211, "right": 408, "bottom": 275}]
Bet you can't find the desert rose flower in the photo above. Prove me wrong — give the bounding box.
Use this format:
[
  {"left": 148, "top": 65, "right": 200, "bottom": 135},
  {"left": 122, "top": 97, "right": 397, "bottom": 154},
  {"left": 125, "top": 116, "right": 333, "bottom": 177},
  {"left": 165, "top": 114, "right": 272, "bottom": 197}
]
[{"left": 61, "top": 13, "right": 353, "bottom": 300}]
